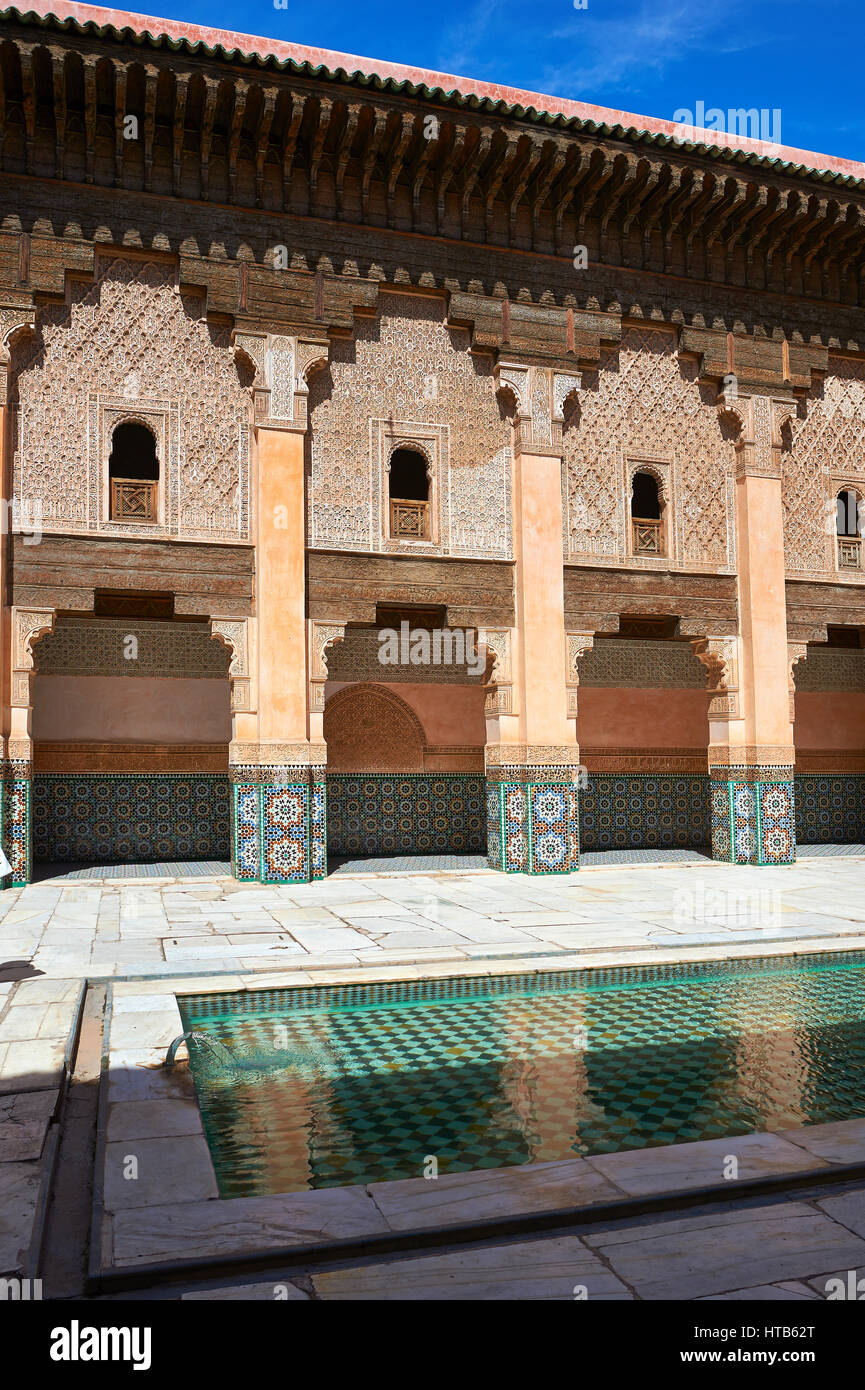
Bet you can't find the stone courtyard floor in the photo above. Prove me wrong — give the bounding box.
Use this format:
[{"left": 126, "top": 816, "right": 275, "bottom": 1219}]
[
  {"left": 4, "top": 853, "right": 865, "bottom": 983},
  {"left": 5, "top": 853, "right": 865, "bottom": 1301}
]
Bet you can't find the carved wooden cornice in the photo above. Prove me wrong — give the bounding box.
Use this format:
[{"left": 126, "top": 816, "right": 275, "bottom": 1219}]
[
  {"left": 447, "top": 292, "right": 620, "bottom": 370},
  {"left": 2, "top": 24, "right": 864, "bottom": 304},
  {"left": 679, "top": 326, "right": 828, "bottom": 398}
]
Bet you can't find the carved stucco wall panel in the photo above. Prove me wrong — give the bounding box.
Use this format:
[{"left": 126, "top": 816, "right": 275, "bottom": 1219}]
[
  {"left": 323, "top": 683, "right": 426, "bottom": 772},
  {"left": 565, "top": 327, "right": 735, "bottom": 569},
  {"left": 36, "top": 617, "right": 231, "bottom": 678},
  {"left": 784, "top": 358, "right": 865, "bottom": 577},
  {"left": 11, "top": 255, "right": 251, "bottom": 541},
  {"left": 308, "top": 292, "right": 512, "bottom": 559}
]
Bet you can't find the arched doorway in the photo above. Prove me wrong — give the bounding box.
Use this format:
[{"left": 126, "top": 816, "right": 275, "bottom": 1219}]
[{"left": 30, "top": 615, "right": 232, "bottom": 873}]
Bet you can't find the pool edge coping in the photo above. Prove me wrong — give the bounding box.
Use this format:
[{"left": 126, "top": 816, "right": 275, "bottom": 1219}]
[{"left": 88, "top": 941, "right": 865, "bottom": 1291}]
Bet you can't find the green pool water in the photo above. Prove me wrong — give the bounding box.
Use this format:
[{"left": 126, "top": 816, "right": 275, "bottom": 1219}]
[{"left": 178, "top": 953, "right": 865, "bottom": 1197}]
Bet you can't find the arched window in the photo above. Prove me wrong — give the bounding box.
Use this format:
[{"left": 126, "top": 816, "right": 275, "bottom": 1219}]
[
  {"left": 389, "top": 447, "right": 430, "bottom": 539},
  {"left": 837, "top": 488, "right": 862, "bottom": 569},
  {"left": 631, "top": 470, "right": 663, "bottom": 555},
  {"left": 109, "top": 421, "right": 159, "bottom": 522}
]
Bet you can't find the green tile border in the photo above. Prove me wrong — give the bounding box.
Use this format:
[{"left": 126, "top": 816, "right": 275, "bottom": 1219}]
[{"left": 178, "top": 947, "right": 865, "bottom": 1022}]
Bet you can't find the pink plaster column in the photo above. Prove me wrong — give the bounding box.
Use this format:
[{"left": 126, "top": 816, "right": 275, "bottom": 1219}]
[
  {"left": 485, "top": 363, "right": 581, "bottom": 873},
  {"left": 708, "top": 393, "right": 797, "bottom": 865}
]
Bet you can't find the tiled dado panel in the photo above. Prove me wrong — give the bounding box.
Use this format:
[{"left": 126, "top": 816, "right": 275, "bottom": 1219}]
[
  {"left": 487, "top": 782, "right": 580, "bottom": 874},
  {"left": 710, "top": 774, "right": 796, "bottom": 866},
  {"left": 232, "top": 777, "right": 326, "bottom": 884},
  {"left": 579, "top": 775, "right": 710, "bottom": 851},
  {"left": 1, "top": 774, "right": 31, "bottom": 886},
  {"left": 795, "top": 775, "right": 865, "bottom": 844},
  {"left": 326, "top": 774, "right": 485, "bottom": 857},
  {"left": 33, "top": 773, "right": 230, "bottom": 864}
]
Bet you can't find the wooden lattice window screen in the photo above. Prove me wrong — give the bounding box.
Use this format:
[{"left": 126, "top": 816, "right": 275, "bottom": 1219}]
[
  {"left": 111, "top": 478, "right": 157, "bottom": 522},
  {"left": 632, "top": 518, "right": 662, "bottom": 555},
  {"left": 390, "top": 498, "right": 429, "bottom": 539}
]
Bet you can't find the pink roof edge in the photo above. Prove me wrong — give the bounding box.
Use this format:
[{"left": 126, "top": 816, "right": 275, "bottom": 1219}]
[{"left": 10, "top": 0, "right": 865, "bottom": 181}]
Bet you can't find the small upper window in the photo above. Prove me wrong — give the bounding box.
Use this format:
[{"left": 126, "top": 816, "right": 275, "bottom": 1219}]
[
  {"left": 631, "top": 471, "right": 663, "bottom": 555},
  {"left": 836, "top": 489, "right": 859, "bottom": 537},
  {"left": 109, "top": 422, "right": 159, "bottom": 522},
  {"left": 389, "top": 447, "right": 430, "bottom": 539},
  {"left": 836, "top": 489, "right": 862, "bottom": 570}
]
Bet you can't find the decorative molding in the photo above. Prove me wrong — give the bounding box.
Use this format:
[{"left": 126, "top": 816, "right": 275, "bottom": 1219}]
[
  {"left": 229, "top": 741, "right": 326, "bottom": 768},
  {"left": 234, "top": 329, "right": 330, "bottom": 430},
  {"left": 794, "top": 646, "right": 865, "bottom": 692},
  {"left": 323, "top": 683, "right": 426, "bottom": 772},
  {"left": 33, "top": 743, "right": 229, "bottom": 773},
  {"left": 795, "top": 751, "right": 865, "bottom": 773},
  {"left": 496, "top": 361, "right": 580, "bottom": 452},
  {"left": 580, "top": 637, "right": 705, "bottom": 689},
  {"left": 717, "top": 391, "right": 797, "bottom": 481},
  {"left": 581, "top": 748, "right": 708, "bottom": 773},
  {"left": 553, "top": 372, "right": 582, "bottom": 423},
  {"left": 708, "top": 745, "right": 796, "bottom": 771},
  {"left": 485, "top": 743, "right": 580, "bottom": 769}
]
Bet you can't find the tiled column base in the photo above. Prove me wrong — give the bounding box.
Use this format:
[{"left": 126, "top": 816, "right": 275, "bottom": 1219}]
[
  {"left": 231, "top": 767, "right": 326, "bottom": 883},
  {"left": 709, "top": 767, "right": 796, "bottom": 865},
  {"left": 1, "top": 763, "right": 31, "bottom": 888},
  {"left": 486, "top": 768, "right": 580, "bottom": 874}
]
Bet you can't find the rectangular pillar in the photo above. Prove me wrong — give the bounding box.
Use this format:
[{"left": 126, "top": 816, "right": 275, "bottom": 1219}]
[
  {"left": 709, "top": 395, "right": 796, "bottom": 865},
  {"left": 230, "top": 419, "right": 326, "bottom": 881},
  {"left": 485, "top": 365, "right": 582, "bottom": 873}
]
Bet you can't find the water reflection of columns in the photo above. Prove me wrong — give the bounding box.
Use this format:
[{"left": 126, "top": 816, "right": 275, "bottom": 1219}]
[
  {"left": 497, "top": 992, "right": 602, "bottom": 1161},
  {"left": 209, "top": 1011, "right": 355, "bottom": 1194},
  {"left": 727, "top": 973, "right": 810, "bottom": 1129}
]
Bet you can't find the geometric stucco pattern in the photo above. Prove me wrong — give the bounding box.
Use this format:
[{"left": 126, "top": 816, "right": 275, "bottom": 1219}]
[
  {"left": 784, "top": 357, "right": 865, "bottom": 576},
  {"left": 33, "top": 617, "right": 231, "bottom": 679},
  {"left": 11, "top": 254, "right": 252, "bottom": 541},
  {"left": 578, "top": 638, "right": 707, "bottom": 688},
  {"left": 324, "top": 625, "right": 487, "bottom": 685},
  {"left": 565, "top": 327, "right": 736, "bottom": 569},
  {"left": 793, "top": 646, "right": 865, "bottom": 692},
  {"left": 307, "top": 291, "right": 513, "bottom": 559}
]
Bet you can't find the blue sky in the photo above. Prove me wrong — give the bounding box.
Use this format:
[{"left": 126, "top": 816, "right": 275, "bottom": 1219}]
[{"left": 155, "top": 0, "right": 865, "bottom": 162}]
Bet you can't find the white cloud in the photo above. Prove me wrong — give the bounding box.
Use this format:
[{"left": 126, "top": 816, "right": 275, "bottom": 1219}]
[
  {"left": 543, "top": 0, "right": 753, "bottom": 99},
  {"left": 434, "top": 0, "right": 510, "bottom": 77}
]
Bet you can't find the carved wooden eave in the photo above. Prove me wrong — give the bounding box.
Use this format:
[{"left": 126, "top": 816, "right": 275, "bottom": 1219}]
[
  {"left": 2, "top": 15, "right": 865, "bottom": 304},
  {"left": 446, "top": 291, "right": 621, "bottom": 371},
  {"left": 679, "top": 325, "right": 829, "bottom": 399}
]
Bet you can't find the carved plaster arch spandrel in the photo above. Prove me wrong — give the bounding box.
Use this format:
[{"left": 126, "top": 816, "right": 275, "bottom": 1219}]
[
  {"left": 493, "top": 363, "right": 530, "bottom": 419},
  {"left": 788, "top": 642, "right": 809, "bottom": 723},
  {"left": 480, "top": 627, "right": 513, "bottom": 716},
  {"left": 210, "top": 616, "right": 253, "bottom": 713},
  {"left": 690, "top": 635, "right": 739, "bottom": 719},
  {"left": 323, "top": 682, "right": 426, "bottom": 772},
  {"left": 10, "top": 610, "right": 56, "bottom": 765},
  {"left": 309, "top": 620, "right": 347, "bottom": 712},
  {"left": 717, "top": 392, "right": 798, "bottom": 480},
  {"left": 566, "top": 631, "right": 595, "bottom": 717}
]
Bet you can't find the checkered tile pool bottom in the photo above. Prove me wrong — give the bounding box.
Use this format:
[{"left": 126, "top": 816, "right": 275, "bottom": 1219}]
[{"left": 180, "top": 953, "right": 865, "bottom": 1196}]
